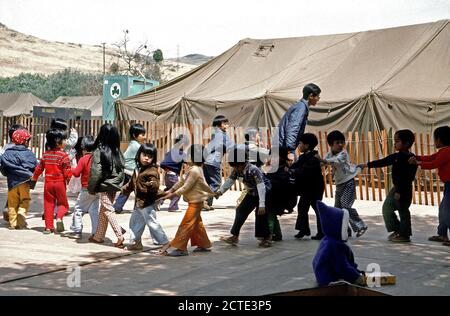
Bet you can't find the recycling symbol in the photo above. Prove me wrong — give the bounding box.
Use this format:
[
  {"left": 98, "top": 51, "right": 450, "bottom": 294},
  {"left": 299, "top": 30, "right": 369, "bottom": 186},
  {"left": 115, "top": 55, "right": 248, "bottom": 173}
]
[{"left": 110, "top": 83, "right": 121, "bottom": 99}]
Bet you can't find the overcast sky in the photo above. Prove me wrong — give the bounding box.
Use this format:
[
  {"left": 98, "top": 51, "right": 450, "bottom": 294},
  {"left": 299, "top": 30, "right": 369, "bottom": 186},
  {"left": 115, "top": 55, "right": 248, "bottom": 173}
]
[{"left": 0, "top": 0, "right": 449, "bottom": 58}]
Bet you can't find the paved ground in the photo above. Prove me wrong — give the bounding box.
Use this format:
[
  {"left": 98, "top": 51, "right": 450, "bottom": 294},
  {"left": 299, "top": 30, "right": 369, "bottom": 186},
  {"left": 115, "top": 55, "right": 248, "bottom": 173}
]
[{"left": 0, "top": 179, "right": 449, "bottom": 296}]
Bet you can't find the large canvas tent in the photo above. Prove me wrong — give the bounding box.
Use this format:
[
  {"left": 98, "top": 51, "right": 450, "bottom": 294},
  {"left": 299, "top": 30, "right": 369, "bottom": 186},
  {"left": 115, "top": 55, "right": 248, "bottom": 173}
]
[
  {"left": 0, "top": 92, "right": 50, "bottom": 118},
  {"left": 52, "top": 96, "right": 103, "bottom": 119},
  {"left": 117, "top": 20, "right": 450, "bottom": 133}
]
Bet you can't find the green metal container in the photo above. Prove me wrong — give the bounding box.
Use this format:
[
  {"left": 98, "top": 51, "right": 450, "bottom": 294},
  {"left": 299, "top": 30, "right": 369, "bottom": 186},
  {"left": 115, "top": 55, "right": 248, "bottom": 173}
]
[{"left": 102, "top": 75, "right": 159, "bottom": 121}]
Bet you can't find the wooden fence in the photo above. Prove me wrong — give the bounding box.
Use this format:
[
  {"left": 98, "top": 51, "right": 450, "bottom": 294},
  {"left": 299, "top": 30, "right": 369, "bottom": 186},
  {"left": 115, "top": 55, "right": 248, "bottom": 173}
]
[{"left": 1, "top": 117, "right": 442, "bottom": 206}]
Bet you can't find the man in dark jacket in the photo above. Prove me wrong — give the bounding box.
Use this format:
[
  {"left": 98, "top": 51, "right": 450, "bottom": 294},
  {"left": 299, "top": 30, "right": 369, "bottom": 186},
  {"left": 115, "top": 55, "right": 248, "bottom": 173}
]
[
  {"left": 277, "top": 83, "right": 321, "bottom": 162},
  {"left": 0, "top": 129, "right": 37, "bottom": 229}
]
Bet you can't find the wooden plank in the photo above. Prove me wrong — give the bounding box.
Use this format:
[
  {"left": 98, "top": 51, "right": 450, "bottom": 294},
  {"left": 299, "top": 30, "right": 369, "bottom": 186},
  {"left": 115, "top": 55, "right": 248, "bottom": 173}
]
[
  {"left": 382, "top": 130, "right": 389, "bottom": 199},
  {"left": 374, "top": 130, "right": 382, "bottom": 201},
  {"left": 355, "top": 131, "right": 363, "bottom": 200},
  {"left": 318, "top": 131, "right": 329, "bottom": 198},
  {"left": 420, "top": 133, "right": 429, "bottom": 205},
  {"left": 426, "top": 133, "right": 434, "bottom": 206},
  {"left": 361, "top": 132, "right": 369, "bottom": 200},
  {"left": 414, "top": 133, "right": 422, "bottom": 205},
  {"left": 367, "top": 131, "right": 376, "bottom": 201}
]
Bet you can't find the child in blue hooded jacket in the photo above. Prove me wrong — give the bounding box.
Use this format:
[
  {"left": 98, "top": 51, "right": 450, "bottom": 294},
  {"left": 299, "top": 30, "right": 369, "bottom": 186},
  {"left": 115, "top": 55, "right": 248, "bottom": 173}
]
[
  {"left": 0, "top": 129, "right": 37, "bottom": 229},
  {"left": 312, "top": 201, "right": 365, "bottom": 286}
]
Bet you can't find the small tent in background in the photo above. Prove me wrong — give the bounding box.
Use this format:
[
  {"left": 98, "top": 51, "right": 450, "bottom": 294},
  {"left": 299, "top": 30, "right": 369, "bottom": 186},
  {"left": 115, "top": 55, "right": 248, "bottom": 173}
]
[
  {"left": 0, "top": 92, "right": 50, "bottom": 118},
  {"left": 51, "top": 96, "right": 103, "bottom": 119},
  {"left": 116, "top": 20, "right": 450, "bottom": 134}
]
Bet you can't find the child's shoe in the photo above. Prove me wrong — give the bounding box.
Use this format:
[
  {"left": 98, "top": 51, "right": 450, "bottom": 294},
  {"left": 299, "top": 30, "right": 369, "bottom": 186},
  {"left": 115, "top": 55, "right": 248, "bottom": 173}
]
[
  {"left": 258, "top": 239, "right": 272, "bottom": 248},
  {"left": 127, "top": 240, "right": 144, "bottom": 251},
  {"left": 311, "top": 234, "right": 324, "bottom": 240},
  {"left": 43, "top": 229, "right": 54, "bottom": 234},
  {"left": 3, "top": 211, "right": 9, "bottom": 222},
  {"left": 356, "top": 226, "right": 368, "bottom": 238},
  {"left": 66, "top": 232, "right": 82, "bottom": 240},
  {"left": 294, "top": 231, "right": 310, "bottom": 239},
  {"left": 428, "top": 235, "right": 449, "bottom": 242},
  {"left": 390, "top": 235, "right": 411, "bottom": 243},
  {"left": 388, "top": 231, "right": 399, "bottom": 241},
  {"left": 220, "top": 235, "right": 239, "bottom": 246},
  {"left": 56, "top": 221, "right": 65, "bottom": 233}
]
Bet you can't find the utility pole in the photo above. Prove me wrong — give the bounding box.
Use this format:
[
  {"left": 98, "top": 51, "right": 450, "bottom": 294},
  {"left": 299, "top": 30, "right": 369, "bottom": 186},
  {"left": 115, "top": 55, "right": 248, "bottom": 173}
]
[{"left": 102, "top": 42, "right": 106, "bottom": 75}]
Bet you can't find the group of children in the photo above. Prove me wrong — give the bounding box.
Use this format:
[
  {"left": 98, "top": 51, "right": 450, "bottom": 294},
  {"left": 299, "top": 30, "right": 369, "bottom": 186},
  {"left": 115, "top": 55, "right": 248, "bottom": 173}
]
[{"left": 1, "top": 115, "right": 449, "bottom": 284}]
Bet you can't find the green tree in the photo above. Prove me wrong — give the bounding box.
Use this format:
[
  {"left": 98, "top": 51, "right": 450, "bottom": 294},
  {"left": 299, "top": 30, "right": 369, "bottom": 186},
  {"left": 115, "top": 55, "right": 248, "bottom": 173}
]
[{"left": 153, "top": 49, "right": 164, "bottom": 63}]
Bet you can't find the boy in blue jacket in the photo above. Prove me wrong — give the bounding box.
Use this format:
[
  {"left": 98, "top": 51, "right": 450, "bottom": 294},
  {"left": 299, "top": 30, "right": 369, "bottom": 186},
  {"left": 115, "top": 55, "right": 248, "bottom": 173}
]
[
  {"left": 0, "top": 129, "right": 37, "bottom": 229},
  {"left": 312, "top": 201, "right": 365, "bottom": 286}
]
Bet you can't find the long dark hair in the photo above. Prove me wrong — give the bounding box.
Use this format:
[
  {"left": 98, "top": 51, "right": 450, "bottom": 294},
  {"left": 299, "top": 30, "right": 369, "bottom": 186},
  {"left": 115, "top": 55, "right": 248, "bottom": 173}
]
[
  {"left": 94, "top": 124, "right": 124, "bottom": 171},
  {"left": 51, "top": 118, "right": 68, "bottom": 131},
  {"left": 135, "top": 143, "right": 158, "bottom": 168},
  {"left": 46, "top": 128, "right": 66, "bottom": 150}
]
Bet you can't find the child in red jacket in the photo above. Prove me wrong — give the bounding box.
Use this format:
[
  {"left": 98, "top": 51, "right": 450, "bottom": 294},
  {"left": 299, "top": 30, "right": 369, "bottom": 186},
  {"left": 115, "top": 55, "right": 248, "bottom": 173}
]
[
  {"left": 32, "top": 129, "right": 72, "bottom": 234},
  {"left": 63, "top": 136, "right": 99, "bottom": 239},
  {"left": 410, "top": 126, "right": 450, "bottom": 246}
]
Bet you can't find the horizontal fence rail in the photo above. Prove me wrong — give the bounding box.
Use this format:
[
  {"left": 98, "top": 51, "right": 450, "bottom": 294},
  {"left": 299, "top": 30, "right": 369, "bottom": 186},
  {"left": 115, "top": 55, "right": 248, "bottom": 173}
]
[{"left": 1, "top": 117, "right": 442, "bottom": 206}]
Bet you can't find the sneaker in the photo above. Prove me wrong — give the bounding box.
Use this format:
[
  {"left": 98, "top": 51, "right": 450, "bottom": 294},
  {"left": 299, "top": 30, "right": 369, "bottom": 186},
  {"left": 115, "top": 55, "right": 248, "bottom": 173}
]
[
  {"left": 311, "top": 234, "right": 324, "bottom": 240},
  {"left": 66, "top": 232, "right": 82, "bottom": 240},
  {"left": 192, "top": 247, "right": 212, "bottom": 253},
  {"left": 258, "top": 239, "right": 272, "bottom": 248},
  {"left": 167, "top": 249, "right": 189, "bottom": 257},
  {"left": 220, "top": 235, "right": 239, "bottom": 246},
  {"left": 294, "top": 232, "right": 310, "bottom": 239},
  {"left": 388, "top": 232, "right": 399, "bottom": 241},
  {"left": 114, "top": 208, "right": 123, "bottom": 214},
  {"left": 43, "top": 229, "right": 54, "bottom": 234},
  {"left": 3, "top": 211, "right": 9, "bottom": 222},
  {"left": 428, "top": 235, "right": 449, "bottom": 242},
  {"left": 271, "top": 235, "right": 283, "bottom": 242},
  {"left": 356, "top": 226, "right": 368, "bottom": 238},
  {"left": 127, "top": 240, "right": 144, "bottom": 251},
  {"left": 56, "top": 221, "right": 65, "bottom": 233},
  {"left": 390, "top": 235, "right": 411, "bottom": 243}
]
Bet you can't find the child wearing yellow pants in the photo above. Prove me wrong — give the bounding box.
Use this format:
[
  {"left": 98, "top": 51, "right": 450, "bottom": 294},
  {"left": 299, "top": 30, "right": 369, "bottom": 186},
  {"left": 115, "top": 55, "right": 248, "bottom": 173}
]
[{"left": 0, "top": 129, "right": 37, "bottom": 229}]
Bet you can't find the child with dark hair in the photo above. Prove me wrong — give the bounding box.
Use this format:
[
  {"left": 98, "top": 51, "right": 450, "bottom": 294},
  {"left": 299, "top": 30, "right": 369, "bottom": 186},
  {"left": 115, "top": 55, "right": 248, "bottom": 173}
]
[
  {"left": 0, "top": 129, "right": 37, "bottom": 229},
  {"left": 0, "top": 124, "right": 25, "bottom": 222},
  {"left": 160, "top": 134, "right": 187, "bottom": 212},
  {"left": 359, "top": 129, "right": 417, "bottom": 243},
  {"left": 265, "top": 146, "right": 297, "bottom": 241},
  {"left": 244, "top": 127, "right": 270, "bottom": 168},
  {"left": 409, "top": 126, "right": 450, "bottom": 246},
  {"left": 203, "top": 115, "right": 235, "bottom": 210},
  {"left": 63, "top": 136, "right": 99, "bottom": 239},
  {"left": 159, "top": 144, "right": 215, "bottom": 256},
  {"left": 88, "top": 124, "right": 126, "bottom": 248},
  {"left": 114, "top": 123, "right": 146, "bottom": 214},
  {"left": 216, "top": 146, "right": 272, "bottom": 248},
  {"left": 291, "top": 133, "right": 325, "bottom": 240},
  {"left": 320, "top": 130, "right": 367, "bottom": 237},
  {"left": 50, "top": 118, "right": 78, "bottom": 152},
  {"left": 123, "top": 143, "right": 169, "bottom": 251},
  {"left": 313, "top": 201, "right": 365, "bottom": 287},
  {"left": 32, "top": 128, "right": 72, "bottom": 233}
]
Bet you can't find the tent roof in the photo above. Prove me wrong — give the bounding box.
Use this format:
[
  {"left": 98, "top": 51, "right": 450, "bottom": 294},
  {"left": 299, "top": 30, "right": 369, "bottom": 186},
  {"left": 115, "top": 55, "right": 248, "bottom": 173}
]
[
  {"left": 117, "top": 20, "right": 450, "bottom": 132},
  {"left": 0, "top": 92, "right": 50, "bottom": 117},
  {"left": 52, "top": 96, "right": 103, "bottom": 117}
]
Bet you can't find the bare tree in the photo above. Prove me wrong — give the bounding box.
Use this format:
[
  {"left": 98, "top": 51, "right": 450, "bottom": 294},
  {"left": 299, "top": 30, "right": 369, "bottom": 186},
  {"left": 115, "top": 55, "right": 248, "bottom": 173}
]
[{"left": 112, "top": 29, "right": 163, "bottom": 82}]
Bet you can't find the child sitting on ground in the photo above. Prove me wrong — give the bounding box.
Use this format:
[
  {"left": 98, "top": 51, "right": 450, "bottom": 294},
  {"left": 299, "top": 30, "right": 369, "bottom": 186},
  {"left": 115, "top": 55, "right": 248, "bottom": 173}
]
[
  {"left": 0, "top": 129, "right": 37, "bottom": 230},
  {"left": 313, "top": 201, "right": 366, "bottom": 286}
]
